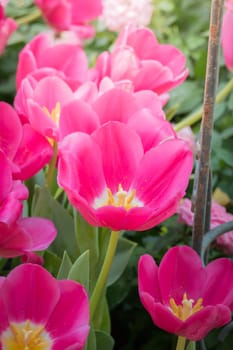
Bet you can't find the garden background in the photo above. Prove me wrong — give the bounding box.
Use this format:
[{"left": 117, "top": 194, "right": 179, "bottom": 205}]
[{"left": 1, "top": 0, "right": 233, "bottom": 349}]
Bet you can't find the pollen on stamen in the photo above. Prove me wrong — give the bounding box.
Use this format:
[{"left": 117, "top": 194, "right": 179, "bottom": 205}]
[
  {"left": 169, "top": 293, "right": 203, "bottom": 321},
  {"left": 93, "top": 184, "right": 144, "bottom": 211}
]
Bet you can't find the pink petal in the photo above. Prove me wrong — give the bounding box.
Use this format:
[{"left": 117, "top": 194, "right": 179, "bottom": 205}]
[
  {"left": 46, "top": 280, "right": 89, "bottom": 343},
  {"left": 1, "top": 264, "right": 60, "bottom": 323},
  {"left": 59, "top": 99, "right": 99, "bottom": 139},
  {"left": 13, "top": 124, "right": 53, "bottom": 180},
  {"left": 132, "top": 138, "right": 193, "bottom": 206},
  {"left": 179, "top": 305, "right": 232, "bottom": 341},
  {"left": 203, "top": 258, "right": 233, "bottom": 307},
  {"left": 92, "top": 88, "right": 138, "bottom": 124},
  {"left": 158, "top": 246, "right": 206, "bottom": 304},
  {"left": 0, "top": 150, "right": 12, "bottom": 203},
  {"left": 17, "top": 217, "right": 57, "bottom": 251},
  {"left": 0, "top": 102, "right": 22, "bottom": 159},
  {"left": 95, "top": 205, "right": 152, "bottom": 231},
  {"left": 0, "top": 222, "right": 32, "bottom": 258},
  {"left": 127, "top": 109, "right": 175, "bottom": 152},
  {"left": 32, "top": 76, "right": 73, "bottom": 110},
  {"left": 58, "top": 132, "right": 106, "bottom": 203},
  {"left": 221, "top": 9, "right": 233, "bottom": 71},
  {"left": 138, "top": 254, "right": 161, "bottom": 302},
  {"left": 92, "top": 122, "right": 144, "bottom": 192}
]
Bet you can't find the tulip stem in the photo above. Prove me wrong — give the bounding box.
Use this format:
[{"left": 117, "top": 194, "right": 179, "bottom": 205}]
[
  {"left": 46, "top": 142, "right": 58, "bottom": 191},
  {"left": 176, "top": 336, "right": 186, "bottom": 350},
  {"left": 16, "top": 9, "right": 42, "bottom": 26},
  {"left": 90, "top": 230, "right": 120, "bottom": 320},
  {"left": 174, "top": 76, "right": 233, "bottom": 132},
  {"left": 192, "top": 0, "right": 224, "bottom": 254}
]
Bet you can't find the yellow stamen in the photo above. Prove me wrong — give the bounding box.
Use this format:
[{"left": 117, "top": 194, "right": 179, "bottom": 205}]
[
  {"left": 105, "top": 184, "right": 138, "bottom": 211},
  {"left": 42, "top": 102, "right": 61, "bottom": 126},
  {"left": 169, "top": 292, "right": 203, "bottom": 321},
  {"left": 1, "top": 320, "right": 52, "bottom": 350},
  {"left": 93, "top": 183, "right": 143, "bottom": 211}
]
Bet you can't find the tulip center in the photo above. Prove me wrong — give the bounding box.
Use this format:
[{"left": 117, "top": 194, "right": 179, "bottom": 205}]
[
  {"left": 1, "top": 320, "right": 52, "bottom": 350},
  {"left": 169, "top": 292, "right": 203, "bottom": 321},
  {"left": 93, "top": 184, "right": 143, "bottom": 211},
  {"left": 42, "top": 102, "right": 61, "bottom": 126}
]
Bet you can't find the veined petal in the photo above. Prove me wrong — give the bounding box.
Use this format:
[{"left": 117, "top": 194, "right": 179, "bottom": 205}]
[
  {"left": 0, "top": 151, "right": 12, "bottom": 203},
  {"left": 46, "top": 280, "right": 89, "bottom": 341},
  {"left": 132, "top": 138, "right": 193, "bottom": 205},
  {"left": 1, "top": 264, "right": 60, "bottom": 324},
  {"left": 92, "top": 122, "right": 144, "bottom": 192},
  {"left": 58, "top": 132, "right": 106, "bottom": 203}
]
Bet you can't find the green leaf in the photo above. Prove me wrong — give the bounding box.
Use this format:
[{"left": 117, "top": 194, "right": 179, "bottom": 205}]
[
  {"left": 31, "top": 186, "right": 79, "bottom": 260},
  {"left": 68, "top": 250, "right": 90, "bottom": 292},
  {"left": 107, "top": 237, "right": 137, "bottom": 286},
  {"left": 186, "top": 341, "right": 196, "bottom": 350},
  {"left": 95, "top": 330, "right": 114, "bottom": 350},
  {"left": 57, "top": 251, "right": 72, "bottom": 279},
  {"left": 43, "top": 251, "right": 61, "bottom": 277},
  {"left": 84, "top": 327, "right": 96, "bottom": 350}
]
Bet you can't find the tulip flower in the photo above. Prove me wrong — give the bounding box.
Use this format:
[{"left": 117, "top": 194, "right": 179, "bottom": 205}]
[
  {"left": 0, "top": 102, "right": 52, "bottom": 180},
  {"left": 101, "top": 0, "right": 154, "bottom": 32},
  {"left": 0, "top": 5, "right": 17, "bottom": 56},
  {"left": 0, "top": 263, "right": 89, "bottom": 349},
  {"left": 58, "top": 122, "right": 193, "bottom": 231},
  {"left": 177, "top": 198, "right": 233, "bottom": 255},
  {"left": 94, "top": 26, "right": 189, "bottom": 96},
  {"left": 221, "top": 0, "right": 233, "bottom": 71},
  {"left": 0, "top": 151, "right": 57, "bottom": 258},
  {"left": 15, "top": 76, "right": 74, "bottom": 141},
  {"left": 138, "top": 245, "right": 233, "bottom": 341},
  {"left": 16, "top": 33, "right": 89, "bottom": 90},
  {"left": 34, "top": 0, "right": 102, "bottom": 39}
]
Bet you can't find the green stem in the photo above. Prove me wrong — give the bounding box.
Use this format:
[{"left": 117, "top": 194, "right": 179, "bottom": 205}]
[
  {"left": 46, "top": 142, "right": 58, "bottom": 190},
  {"left": 16, "top": 9, "right": 42, "bottom": 26},
  {"left": 176, "top": 336, "right": 186, "bottom": 350},
  {"left": 174, "top": 76, "right": 233, "bottom": 132},
  {"left": 90, "top": 230, "right": 120, "bottom": 319}
]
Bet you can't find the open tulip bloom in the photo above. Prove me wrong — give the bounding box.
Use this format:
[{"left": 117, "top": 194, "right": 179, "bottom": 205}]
[
  {"left": 138, "top": 246, "right": 233, "bottom": 341},
  {"left": 58, "top": 121, "right": 193, "bottom": 231},
  {"left": 0, "top": 263, "right": 90, "bottom": 349}
]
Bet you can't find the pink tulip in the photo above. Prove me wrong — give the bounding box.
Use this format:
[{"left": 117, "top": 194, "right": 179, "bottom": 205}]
[
  {"left": 138, "top": 246, "right": 233, "bottom": 340},
  {"left": 0, "top": 5, "right": 17, "bottom": 56},
  {"left": 59, "top": 87, "right": 174, "bottom": 152},
  {"left": 58, "top": 122, "right": 193, "bottom": 231},
  {"left": 94, "top": 26, "right": 188, "bottom": 96},
  {"left": 0, "top": 151, "right": 57, "bottom": 258},
  {"left": 34, "top": 0, "right": 102, "bottom": 38},
  {"left": 16, "top": 33, "right": 89, "bottom": 90},
  {"left": 0, "top": 102, "right": 52, "bottom": 180},
  {"left": 0, "top": 263, "right": 89, "bottom": 349},
  {"left": 177, "top": 198, "right": 233, "bottom": 255},
  {"left": 15, "top": 76, "right": 74, "bottom": 141},
  {"left": 221, "top": 0, "right": 233, "bottom": 70}
]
